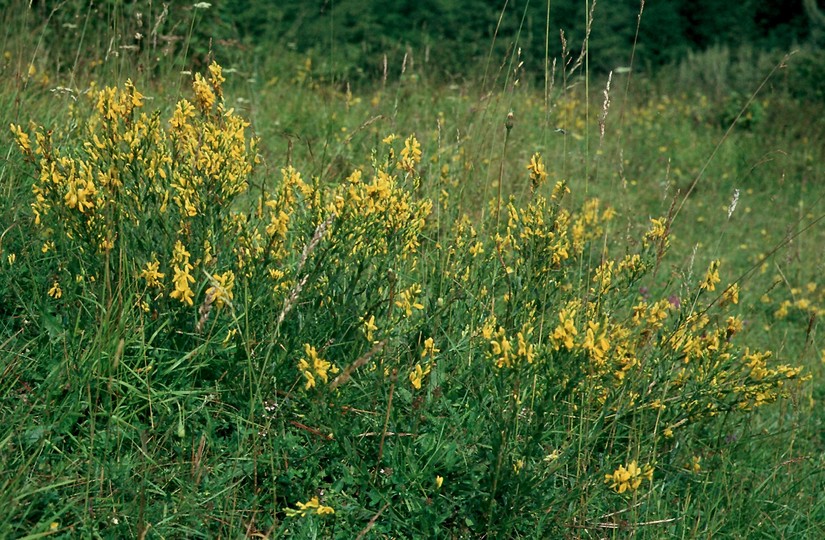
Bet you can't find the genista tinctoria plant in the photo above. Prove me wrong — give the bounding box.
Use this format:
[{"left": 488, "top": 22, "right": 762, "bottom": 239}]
[
  {"left": 9, "top": 64, "right": 807, "bottom": 536},
  {"left": 10, "top": 62, "right": 433, "bottom": 385},
  {"left": 12, "top": 63, "right": 256, "bottom": 321}
]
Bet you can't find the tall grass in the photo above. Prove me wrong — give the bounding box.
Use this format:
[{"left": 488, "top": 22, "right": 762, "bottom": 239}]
[{"left": 1, "top": 2, "right": 824, "bottom": 538}]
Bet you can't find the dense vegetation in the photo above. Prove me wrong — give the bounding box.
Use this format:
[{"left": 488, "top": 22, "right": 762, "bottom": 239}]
[
  {"left": 1, "top": 1, "right": 824, "bottom": 538},
  {"left": 8, "top": 0, "right": 825, "bottom": 82}
]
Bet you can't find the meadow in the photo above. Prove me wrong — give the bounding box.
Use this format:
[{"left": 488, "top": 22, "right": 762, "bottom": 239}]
[{"left": 1, "top": 3, "right": 824, "bottom": 538}]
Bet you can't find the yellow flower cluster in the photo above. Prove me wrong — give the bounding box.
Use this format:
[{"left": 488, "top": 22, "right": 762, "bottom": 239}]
[
  {"left": 526, "top": 152, "right": 548, "bottom": 192},
  {"left": 169, "top": 241, "right": 195, "bottom": 306},
  {"left": 485, "top": 323, "right": 535, "bottom": 369},
  {"left": 205, "top": 270, "right": 235, "bottom": 308},
  {"left": 552, "top": 302, "right": 579, "bottom": 351},
  {"left": 604, "top": 461, "right": 654, "bottom": 493},
  {"left": 140, "top": 260, "right": 165, "bottom": 289},
  {"left": 395, "top": 285, "right": 425, "bottom": 317},
  {"left": 409, "top": 362, "right": 432, "bottom": 390},
  {"left": 700, "top": 259, "right": 721, "bottom": 291},
  {"left": 14, "top": 63, "right": 263, "bottom": 317},
  {"left": 507, "top": 194, "right": 572, "bottom": 277},
  {"left": 410, "top": 337, "right": 440, "bottom": 389},
  {"left": 399, "top": 134, "right": 422, "bottom": 173},
  {"left": 284, "top": 496, "right": 335, "bottom": 517},
  {"left": 297, "top": 344, "right": 339, "bottom": 390}
]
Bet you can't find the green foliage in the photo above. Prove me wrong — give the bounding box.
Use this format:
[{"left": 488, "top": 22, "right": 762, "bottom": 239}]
[
  {"left": 1, "top": 2, "right": 824, "bottom": 538},
  {"left": 785, "top": 47, "right": 825, "bottom": 102},
  {"left": 4, "top": 0, "right": 816, "bottom": 82}
]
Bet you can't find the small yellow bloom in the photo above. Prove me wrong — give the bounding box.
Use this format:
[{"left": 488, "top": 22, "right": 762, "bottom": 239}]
[
  {"left": 721, "top": 283, "right": 739, "bottom": 305},
  {"left": 400, "top": 134, "right": 422, "bottom": 172},
  {"left": 409, "top": 362, "right": 431, "bottom": 390},
  {"left": 435, "top": 475, "right": 444, "bottom": 489},
  {"left": 649, "top": 217, "right": 667, "bottom": 238},
  {"left": 604, "top": 460, "right": 653, "bottom": 493},
  {"left": 298, "top": 344, "right": 338, "bottom": 390},
  {"left": 362, "top": 314, "right": 378, "bottom": 342},
  {"left": 169, "top": 241, "right": 195, "bottom": 306},
  {"left": 550, "top": 180, "right": 570, "bottom": 200},
  {"left": 421, "top": 337, "right": 440, "bottom": 358},
  {"left": 205, "top": 270, "right": 235, "bottom": 308},
  {"left": 48, "top": 281, "right": 62, "bottom": 299},
  {"left": 395, "top": 285, "right": 424, "bottom": 317},
  {"left": 552, "top": 308, "right": 578, "bottom": 351},
  {"left": 192, "top": 73, "right": 216, "bottom": 112},
  {"left": 285, "top": 496, "right": 335, "bottom": 518},
  {"left": 140, "top": 260, "right": 165, "bottom": 288},
  {"left": 527, "top": 152, "right": 548, "bottom": 191},
  {"left": 10, "top": 123, "right": 32, "bottom": 155},
  {"left": 490, "top": 327, "right": 513, "bottom": 368},
  {"left": 700, "top": 260, "right": 721, "bottom": 291}
]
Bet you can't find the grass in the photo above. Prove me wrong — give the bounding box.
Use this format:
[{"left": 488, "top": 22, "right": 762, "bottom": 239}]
[{"left": 1, "top": 3, "right": 824, "bottom": 538}]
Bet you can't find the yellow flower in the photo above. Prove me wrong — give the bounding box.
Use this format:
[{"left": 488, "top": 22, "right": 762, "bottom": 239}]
[
  {"left": 516, "top": 327, "right": 535, "bottom": 364},
  {"left": 169, "top": 240, "right": 195, "bottom": 306},
  {"left": 284, "top": 496, "right": 335, "bottom": 517},
  {"left": 421, "top": 337, "right": 440, "bottom": 358},
  {"left": 362, "top": 314, "right": 378, "bottom": 342},
  {"left": 193, "top": 73, "right": 216, "bottom": 112},
  {"left": 205, "top": 270, "right": 235, "bottom": 308},
  {"left": 726, "top": 316, "right": 743, "bottom": 336},
  {"left": 400, "top": 134, "right": 422, "bottom": 172},
  {"left": 701, "top": 260, "right": 721, "bottom": 291},
  {"left": 604, "top": 460, "right": 653, "bottom": 493},
  {"left": 48, "top": 281, "right": 62, "bottom": 299},
  {"left": 646, "top": 217, "right": 667, "bottom": 239},
  {"left": 410, "top": 362, "right": 432, "bottom": 390},
  {"left": 208, "top": 61, "right": 225, "bottom": 97},
  {"left": 490, "top": 327, "right": 513, "bottom": 368},
  {"left": 527, "top": 152, "right": 547, "bottom": 191},
  {"left": 298, "top": 358, "right": 316, "bottom": 389},
  {"left": 722, "top": 283, "right": 740, "bottom": 305},
  {"left": 552, "top": 306, "right": 578, "bottom": 350},
  {"left": 140, "top": 260, "right": 165, "bottom": 288},
  {"left": 395, "top": 285, "right": 424, "bottom": 317},
  {"left": 298, "top": 344, "right": 338, "bottom": 390},
  {"left": 9, "top": 124, "right": 32, "bottom": 156},
  {"left": 435, "top": 475, "right": 444, "bottom": 489},
  {"left": 550, "top": 180, "right": 570, "bottom": 200}
]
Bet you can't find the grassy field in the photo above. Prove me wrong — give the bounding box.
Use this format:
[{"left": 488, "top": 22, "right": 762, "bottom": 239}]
[{"left": 1, "top": 5, "right": 824, "bottom": 539}]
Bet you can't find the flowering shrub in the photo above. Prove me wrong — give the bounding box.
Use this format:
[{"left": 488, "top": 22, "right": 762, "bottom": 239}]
[
  {"left": 12, "top": 63, "right": 257, "bottom": 324},
  {"left": 8, "top": 65, "right": 806, "bottom": 537}
]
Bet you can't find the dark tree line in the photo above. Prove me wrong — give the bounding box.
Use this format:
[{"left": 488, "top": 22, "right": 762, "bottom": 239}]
[
  {"left": 6, "top": 0, "right": 824, "bottom": 80},
  {"left": 215, "top": 0, "right": 818, "bottom": 74}
]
